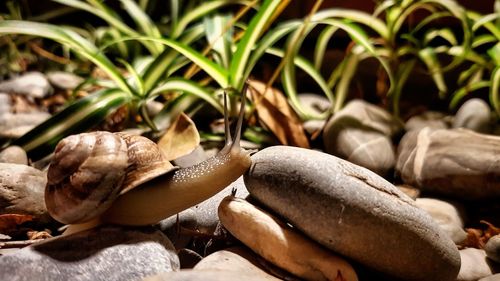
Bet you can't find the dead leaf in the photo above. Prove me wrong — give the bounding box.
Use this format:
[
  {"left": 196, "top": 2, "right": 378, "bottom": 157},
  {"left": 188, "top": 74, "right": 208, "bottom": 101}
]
[
  {"left": 27, "top": 229, "right": 52, "bottom": 240},
  {"left": 248, "top": 79, "right": 309, "bottom": 148},
  {"left": 0, "top": 214, "right": 33, "bottom": 233},
  {"left": 459, "top": 220, "right": 500, "bottom": 249},
  {"left": 158, "top": 112, "right": 200, "bottom": 161}
]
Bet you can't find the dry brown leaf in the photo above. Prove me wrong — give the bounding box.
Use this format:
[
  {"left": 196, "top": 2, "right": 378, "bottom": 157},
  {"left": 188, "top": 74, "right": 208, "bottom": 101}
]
[
  {"left": 27, "top": 229, "right": 52, "bottom": 240},
  {"left": 248, "top": 79, "right": 309, "bottom": 148},
  {"left": 158, "top": 112, "right": 200, "bottom": 161},
  {"left": 0, "top": 214, "right": 33, "bottom": 233},
  {"left": 460, "top": 220, "right": 500, "bottom": 249}
]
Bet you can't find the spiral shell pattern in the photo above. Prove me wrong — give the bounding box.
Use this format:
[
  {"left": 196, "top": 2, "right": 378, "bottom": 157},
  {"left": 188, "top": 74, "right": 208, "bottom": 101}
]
[{"left": 45, "top": 132, "right": 129, "bottom": 224}]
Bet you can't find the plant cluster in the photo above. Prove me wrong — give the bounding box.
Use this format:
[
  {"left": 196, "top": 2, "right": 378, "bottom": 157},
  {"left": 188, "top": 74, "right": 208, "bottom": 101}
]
[{"left": 0, "top": 0, "right": 498, "bottom": 159}]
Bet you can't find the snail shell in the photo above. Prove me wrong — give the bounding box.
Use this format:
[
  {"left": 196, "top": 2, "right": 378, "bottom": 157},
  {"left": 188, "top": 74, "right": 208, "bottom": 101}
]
[{"left": 45, "top": 131, "right": 175, "bottom": 224}]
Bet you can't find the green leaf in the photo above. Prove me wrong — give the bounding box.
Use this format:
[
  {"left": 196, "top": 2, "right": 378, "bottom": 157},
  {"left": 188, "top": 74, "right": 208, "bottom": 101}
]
[
  {"left": 142, "top": 24, "right": 205, "bottom": 92},
  {"left": 151, "top": 78, "right": 223, "bottom": 113},
  {"left": 13, "top": 89, "right": 130, "bottom": 160},
  {"left": 230, "top": 0, "right": 283, "bottom": 91},
  {"left": 392, "top": 59, "right": 417, "bottom": 115},
  {"left": 491, "top": 66, "right": 500, "bottom": 115},
  {"left": 314, "top": 25, "right": 339, "bottom": 70},
  {"left": 418, "top": 47, "right": 447, "bottom": 97},
  {"left": 204, "top": 14, "right": 233, "bottom": 69},
  {"left": 0, "top": 20, "right": 133, "bottom": 95},
  {"left": 266, "top": 47, "right": 334, "bottom": 120},
  {"left": 171, "top": 0, "right": 253, "bottom": 38},
  {"left": 313, "top": 9, "right": 389, "bottom": 40},
  {"left": 423, "top": 28, "right": 458, "bottom": 46},
  {"left": 450, "top": 80, "right": 490, "bottom": 110}
]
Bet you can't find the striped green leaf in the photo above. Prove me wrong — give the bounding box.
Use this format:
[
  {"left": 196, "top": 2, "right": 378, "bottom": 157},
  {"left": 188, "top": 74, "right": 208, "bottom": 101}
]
[
  {"left": 151, "top": 78, "right": 223, "bottom": 113},
  {"left": 230, "top": 0, "right": 283, "bottom": 91},
  {"left": 491, "top": 66, "right": 500, "bottom": 115},
  {"left": 418, "top": 47, "right": 447, "bottom": 97},
  {"left": 450, "top": 81, "right": 490, "bottom": 110},
  {"left": 13, "top": 89, "right": 131, "bottom": 160}
]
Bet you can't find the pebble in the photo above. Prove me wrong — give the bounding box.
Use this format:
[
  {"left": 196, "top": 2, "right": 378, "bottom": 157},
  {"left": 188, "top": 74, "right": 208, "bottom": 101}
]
[
  {"left": 0, "top": 146, "right": 28, "bottom": 165},
  {"left": 298, "top": 94, "right": 331, "bottom": 134},
  {"left": 0, "top": 163, "right": 51, "bottom": 223},
  {"left": 485, "top": 235, "right": 500, "bottom": 263},
  {"left": 0, "top": 112, "right": 51, "bottom": 138},
  {"left": 0, "top": 226, "right": 179, "bottom": 281},
  {"left": 453, "top": 98, "right": 492, "bottom": 133},
  {"left": 46, "top": 71, "right": 84, "bottom": 90},
  {"left": 143, "top": 270, "right": 271, "bottom": 281},
  {"left": 415, "top": 198, "right": 467, "bottom": 244},
  {"left": 0, "top": 72, "right": 52, "bottom": 99},
  {"left": 244, "top": 145, "right": 460, "bottom": 281},
  {"left": 457, "top": 248, "right": 495, "bottom": 281},
  {"left": 323, "top": 99, "right": 402, "bottom": 175},
  {"left": 396, "top": 128, "right": 500, "bottom": 199},
  {"left": 405, "top": 111, "right": 450, "bottom": 132},
  {"left": 194, "top": 247, "right": 281, "bottom": 280},
  {"left": 218, "top": 196, "right": 358, "bottom": 281}
]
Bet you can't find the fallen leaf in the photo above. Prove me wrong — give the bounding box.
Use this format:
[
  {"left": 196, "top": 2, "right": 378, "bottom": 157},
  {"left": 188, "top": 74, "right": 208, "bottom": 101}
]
[
  {"left": 27, "top": 229, "right": 52, "bottom": 240},
  {"left": 158, "top": 112, "right": 200, "bottom": 161},
  {"left": 460, "top": 220, "right": 500, "bottom": 249},
  {"left": 248, "top": 80, "right": 309, "bottom": 148},
  {"left": 0, "top": 214, "right": 33, "bottom": 233}
]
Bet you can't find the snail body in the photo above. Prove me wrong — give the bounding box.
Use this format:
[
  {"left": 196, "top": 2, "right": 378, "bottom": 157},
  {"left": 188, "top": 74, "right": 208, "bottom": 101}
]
[{"left": 45, "top": 88, "right": 251, "bottom": 232}]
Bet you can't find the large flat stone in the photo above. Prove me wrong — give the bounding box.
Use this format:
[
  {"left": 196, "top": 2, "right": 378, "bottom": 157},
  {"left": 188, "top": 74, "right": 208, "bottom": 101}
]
[{"left": 244, "top": 146, "right": 460, "bottom": 281}]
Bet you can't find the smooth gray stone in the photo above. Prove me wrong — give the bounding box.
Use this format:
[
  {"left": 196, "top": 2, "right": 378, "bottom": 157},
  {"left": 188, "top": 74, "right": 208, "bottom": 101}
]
[
  {"left": 485, "top": 235, "right": 500, "bottom": 263},
  {"left": 396, "top": 128, "right": 500, "bottom": 199},
  {"left": 297, "top": 93, "right": 331, "bottom": 115},
  {"left": 453, "top": 99, "right": 492, "bottom": 133},
  {"left": 143, "top": 270, "right": 271, "bottom": 281},
  {"left": 46, "top": 71, "right": 83, "bottom": 90},
  {"left": 326, "top": 99, "right": 403, "bottom": 137},
  {"left": 158, "top": 209, "right": 198, "bottom": 249},
  {"left": 405, "top": 111, "right": 450, "bottom": 132},
  {"left": 194, "top": 247, "right": 280, "bottom": 280},
  {"left": 159, "top": 177, "right": 250, "bottom": 244},
  {"left": 244, "top": 146, "right": 460, "bottom": 281},
  {"left": 0, "top": 146, "right": 28, "bottom": 165},
  {"left": 0, "top": 163, "right": 51, "bottom": 223},
  {"left": 457, "top": 248, "right": 495, "bottom": 281},
  {"left": 0, "top": 72, "right": 52, "bottom": 98},
  {"left": 479, "top": 274, "right": 500, "bottom": 281},
  {"left": 189, "top": 176, "right": 249, "bottom": 233},
  {"left": 323, "top": 100, "right": 402, "bottom": 176},
  {"left": 0, "top": 226, "right": 179, "bottom": 281},
  {"left": 415, "top": 198, "right": 467, "bottom": 244},
  {"left": 0, "top": 112, "right": 51, "bottom": 139}
]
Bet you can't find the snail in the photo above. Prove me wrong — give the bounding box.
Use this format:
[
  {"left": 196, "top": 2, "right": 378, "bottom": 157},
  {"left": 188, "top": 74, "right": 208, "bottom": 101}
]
[{"left": 45, "top": 86, "right": 251, "bottom": 234}]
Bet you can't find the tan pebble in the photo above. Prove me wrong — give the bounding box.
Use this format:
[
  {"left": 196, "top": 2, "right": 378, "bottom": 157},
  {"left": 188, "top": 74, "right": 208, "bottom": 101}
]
[{"left": 218, "top": 196, "right": 358, "bottom": 281}]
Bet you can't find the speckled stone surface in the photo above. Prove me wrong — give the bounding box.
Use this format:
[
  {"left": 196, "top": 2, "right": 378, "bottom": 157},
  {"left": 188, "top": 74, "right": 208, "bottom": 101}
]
[
  {"left": 0, "top": 226, "right": 179, "bottom": 281},
  {"left": 245, "top": 146, "right": 460, "bottom": 281}
]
